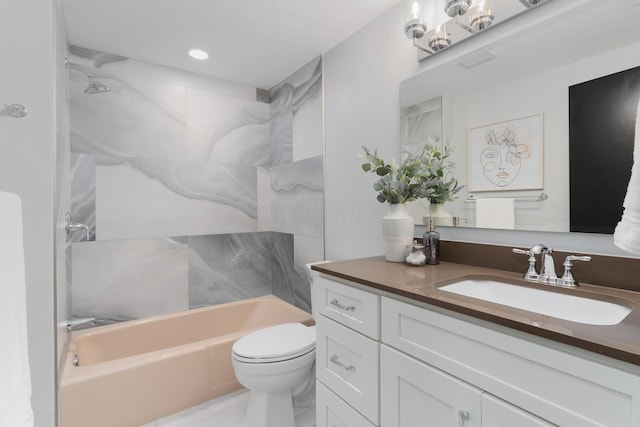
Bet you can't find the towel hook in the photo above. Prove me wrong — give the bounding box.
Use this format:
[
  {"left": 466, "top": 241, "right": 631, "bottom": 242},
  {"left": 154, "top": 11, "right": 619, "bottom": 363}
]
[{"left": 3, "top": 103, "right": 28, "bottom": 118}]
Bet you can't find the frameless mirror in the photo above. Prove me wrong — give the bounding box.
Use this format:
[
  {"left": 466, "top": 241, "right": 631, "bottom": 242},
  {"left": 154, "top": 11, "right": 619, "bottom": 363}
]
[{"left": 400, "top": 0, "right": 640, "bottom": 233}]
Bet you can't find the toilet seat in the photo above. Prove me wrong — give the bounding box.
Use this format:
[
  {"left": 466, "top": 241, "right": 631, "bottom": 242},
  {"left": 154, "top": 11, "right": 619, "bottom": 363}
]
[{"left": 232, "top": 323, "right": 316, "bottom": 363}]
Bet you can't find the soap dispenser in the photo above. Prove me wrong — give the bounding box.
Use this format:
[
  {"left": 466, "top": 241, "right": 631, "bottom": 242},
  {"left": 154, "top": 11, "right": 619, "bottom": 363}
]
[{"left": 423, "top": 218, "right": 440, "bottom": 265}]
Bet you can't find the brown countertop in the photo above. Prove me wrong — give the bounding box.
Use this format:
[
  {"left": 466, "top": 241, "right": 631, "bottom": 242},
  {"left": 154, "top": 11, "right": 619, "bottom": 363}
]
[{"left": 313, "top": 256, "right": 640, "bottom": 367}]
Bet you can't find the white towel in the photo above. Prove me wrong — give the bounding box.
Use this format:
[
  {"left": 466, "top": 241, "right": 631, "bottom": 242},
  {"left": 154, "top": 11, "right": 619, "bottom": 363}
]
[
  {"left": 614, "top": 99, "right": 640, "bottom": 255},
  {"left": 475, "top": 198, "right": 515, "bottom": 230},
  {"left": 0, "top": 192, "right": 34, "bottom": 427}
]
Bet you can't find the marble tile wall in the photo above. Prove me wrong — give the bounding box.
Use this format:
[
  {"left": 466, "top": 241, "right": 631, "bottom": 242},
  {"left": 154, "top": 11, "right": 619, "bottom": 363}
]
[{"left": 69, "top": 54, "right": 323, "bottom": 322}]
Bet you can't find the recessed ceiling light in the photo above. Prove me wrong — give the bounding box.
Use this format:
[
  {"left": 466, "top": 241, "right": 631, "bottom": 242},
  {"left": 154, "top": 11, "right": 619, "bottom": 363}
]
[{"left": 188, "top": 49, "right": 209, "bottom": 60}]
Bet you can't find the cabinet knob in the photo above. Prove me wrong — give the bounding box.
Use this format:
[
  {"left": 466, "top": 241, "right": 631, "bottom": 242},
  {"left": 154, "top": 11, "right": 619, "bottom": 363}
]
[{"left": 458, "top": 409, "right": 470, "bottom": 426}]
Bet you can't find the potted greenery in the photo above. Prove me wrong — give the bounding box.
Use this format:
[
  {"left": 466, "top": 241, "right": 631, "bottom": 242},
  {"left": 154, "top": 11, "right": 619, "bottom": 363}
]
[
  {"left": 420, "top": 142, "right": 463, "bottom": 217},
  {"left": 361, "top": 143, "right": 462, "bottom": 262},
  {"left": 360, "top": 145, "right": 437, "bottom": 204}
]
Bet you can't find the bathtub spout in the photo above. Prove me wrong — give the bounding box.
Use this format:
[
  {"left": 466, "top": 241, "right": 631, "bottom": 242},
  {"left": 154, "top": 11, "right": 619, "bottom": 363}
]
[{"left": 67, "top": 316, "right": 96, "bottom": 332}]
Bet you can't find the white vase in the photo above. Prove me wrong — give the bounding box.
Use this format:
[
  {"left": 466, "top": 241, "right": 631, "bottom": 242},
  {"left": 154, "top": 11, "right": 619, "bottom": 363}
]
[
  {"left": 382, "top": 204, "right": 415, "bottom": 262},
  {"left": 428, "top": 202, "right": 452, "bottom": 218}
]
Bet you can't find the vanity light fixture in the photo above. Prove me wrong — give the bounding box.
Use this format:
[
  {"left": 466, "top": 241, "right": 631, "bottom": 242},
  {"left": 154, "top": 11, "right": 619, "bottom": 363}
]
[
  {"left": 469, "top": 2, "right": 494, "bottom": 31},
  {"left": 188, "top": 49, "right": 209, "bottom": 60},
  {"left": 428, "top": 25, "right": 453, "bottom": 51},
  {"left": 405, "top": 0, "right": 548, "bottom": 60},
  {"left": 445, "top": 0, "right": 472, "bottom": 17},
  {"left": 404, "top": 0, "right": 428, "bottom": 39}
]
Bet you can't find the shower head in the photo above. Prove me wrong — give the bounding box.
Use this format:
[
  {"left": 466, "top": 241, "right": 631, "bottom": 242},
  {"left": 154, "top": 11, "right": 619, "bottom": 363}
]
[{"left": 84, "top": 74, "right": 111, "bottom": 94}]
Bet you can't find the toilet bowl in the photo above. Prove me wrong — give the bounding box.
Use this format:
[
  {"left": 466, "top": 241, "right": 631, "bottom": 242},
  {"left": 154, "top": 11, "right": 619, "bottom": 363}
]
[{"left": 232, "top": 322, "right": 317, "bottom": 427}]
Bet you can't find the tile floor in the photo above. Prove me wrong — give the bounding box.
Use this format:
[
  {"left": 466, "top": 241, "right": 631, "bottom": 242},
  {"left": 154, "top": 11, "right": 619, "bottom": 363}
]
[{"left": 142, "top": 389, "right": 316, "bottom": 427}]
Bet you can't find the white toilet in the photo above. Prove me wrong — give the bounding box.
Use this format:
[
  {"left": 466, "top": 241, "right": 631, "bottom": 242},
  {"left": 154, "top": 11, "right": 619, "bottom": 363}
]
[
  {"left": 232, "top": 323, "right": 316, "bottom": 427},
  {"left": 231, "top": 262, "right": 325, "bottom": 427}
]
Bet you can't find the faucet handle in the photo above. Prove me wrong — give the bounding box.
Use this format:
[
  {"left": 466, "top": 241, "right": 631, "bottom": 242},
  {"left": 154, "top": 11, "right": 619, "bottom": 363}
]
[
  {"left": 512, "top": 248, "right": 539, "bottom": 281},
  {"left": 565, "top": 255, "right": 592, "bottom": 263},
  {"left": 512, "top": 248, "right": 530, "bottom": 256},
  {"left": 558, "top": 255, "right": 592, "bottom": 287}
]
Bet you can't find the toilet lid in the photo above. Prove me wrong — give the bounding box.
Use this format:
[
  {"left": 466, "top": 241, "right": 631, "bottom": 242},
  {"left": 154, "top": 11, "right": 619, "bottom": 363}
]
[{"left": 232, "top": 323, "right": 316, "bottom": 362}]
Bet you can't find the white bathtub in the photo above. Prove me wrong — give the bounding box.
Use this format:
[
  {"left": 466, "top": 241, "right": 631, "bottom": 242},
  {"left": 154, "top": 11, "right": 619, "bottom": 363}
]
[{"left": 59, "top": 295, "right": 314, "bottom": 427}]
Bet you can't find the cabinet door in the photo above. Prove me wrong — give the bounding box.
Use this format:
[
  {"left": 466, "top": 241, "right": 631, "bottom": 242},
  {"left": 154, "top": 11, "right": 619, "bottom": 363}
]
[
  {"left": 380, "top": 345, "right": 482, "bottom": 427},
  {"left": 482, "top": 394, "right": 557, "bottom": 427}
]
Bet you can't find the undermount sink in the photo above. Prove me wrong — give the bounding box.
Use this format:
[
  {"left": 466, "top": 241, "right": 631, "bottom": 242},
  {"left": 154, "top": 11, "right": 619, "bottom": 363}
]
[{"left": 439, "top": 279, "right": 633, "bottom": 326}]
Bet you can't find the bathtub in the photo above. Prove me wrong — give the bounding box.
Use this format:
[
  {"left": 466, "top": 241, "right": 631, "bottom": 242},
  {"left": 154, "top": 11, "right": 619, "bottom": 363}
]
[{"left": 59, "top": 295, "right": 314, "bottom": 427}]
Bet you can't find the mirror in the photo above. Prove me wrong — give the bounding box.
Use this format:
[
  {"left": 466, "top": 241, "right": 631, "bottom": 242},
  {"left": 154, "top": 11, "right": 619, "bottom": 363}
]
[{"left": 399, "top": 0, "right": 640, "bottom": 233}]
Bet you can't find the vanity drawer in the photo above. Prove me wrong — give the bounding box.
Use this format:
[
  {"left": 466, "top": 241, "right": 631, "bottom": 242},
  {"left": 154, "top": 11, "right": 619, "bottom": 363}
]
[
  {"left": 316, "top": 315, "right": 379, "bottom": 425},
  {"left": 315, "top": 276, "right": 380, "bottom": 339},
  {"left": 316, "top": 381, "right": 375, "bottom": 427}
]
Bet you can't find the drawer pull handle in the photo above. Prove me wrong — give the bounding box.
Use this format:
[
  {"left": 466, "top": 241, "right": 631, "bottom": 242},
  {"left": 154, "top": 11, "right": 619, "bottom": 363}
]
[
  {"left": 330, "top": 354, "right": 356, "bottom": 372},
  {"left": 330, "top": 298, "right": 356, "bottom": 312},
  {"left": 458, "top": 409, "right": 470, "bottom": 426}
]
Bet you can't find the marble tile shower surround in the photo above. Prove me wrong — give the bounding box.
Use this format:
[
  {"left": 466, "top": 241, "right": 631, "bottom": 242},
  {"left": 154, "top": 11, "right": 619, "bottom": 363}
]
[
  {"left": 262, "top": 156, "right": 324, "bottom": 237},
  {"left": 187, "top": 88, "right": 271, "bottom": 164},
  {"left": 69, "top": 68, "right": 188, "bottom": 160},
  {"left": 71, "top": 238, "right": 189, "bottom": 322},
  {"left": 271, "top": 232, "right": 312, "bottom": 313},
  {"left": 71, "top": 232, "right": 301, "bottom": 323},
  {"left": 269, "top": 57, "right": 323, "bottom": 165},
  {"left": 95, "top": 157, "right": 258, "bottom": 240},
  {"left": 69, "top": 53, "right": 323, "bottom": 323},
  {"left": 188, "top": 233, "right": 273, "bottom": 308}
]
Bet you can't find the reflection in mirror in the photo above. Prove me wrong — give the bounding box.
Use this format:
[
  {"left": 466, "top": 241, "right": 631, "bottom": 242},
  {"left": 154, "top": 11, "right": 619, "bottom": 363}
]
[
  {"left": 399, "top": 0, "right": 640, "bottom": 233},
  {"left": 401, "top": 97, "right": 461, "bottom": 226}
]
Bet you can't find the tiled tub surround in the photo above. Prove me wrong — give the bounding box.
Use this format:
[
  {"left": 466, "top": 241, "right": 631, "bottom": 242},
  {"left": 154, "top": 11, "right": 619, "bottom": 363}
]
[
  {"left": 68, "top": 53, "right": 324, "bottom": 323},
  {"left": 60, "top": 295, "right": 314, "bottom": 427}
]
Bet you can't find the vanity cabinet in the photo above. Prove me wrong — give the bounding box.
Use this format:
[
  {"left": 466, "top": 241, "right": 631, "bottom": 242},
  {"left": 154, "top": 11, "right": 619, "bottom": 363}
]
[
  {"left": 315, "top": 276, "right": 380, "bottom": 426},
  {"left": 381, "top": 296, "right": 639, "bottom": 427},
  {"left": 315, "top": 274, "right": 640, "bottom": 427}
]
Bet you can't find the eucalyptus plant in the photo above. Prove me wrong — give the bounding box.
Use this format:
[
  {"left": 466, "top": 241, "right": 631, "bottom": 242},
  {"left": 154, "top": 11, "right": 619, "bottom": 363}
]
[
  {"left": 361, "top": 143, "right": 463, "bottom": 205},
  {"left": 421, "top": 142, "right": 464, "bottom": 204}
]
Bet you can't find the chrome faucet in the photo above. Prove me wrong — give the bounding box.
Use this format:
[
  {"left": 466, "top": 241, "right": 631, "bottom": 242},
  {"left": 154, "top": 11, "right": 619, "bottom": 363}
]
[{"left": 513, "top": 245, "right": 591, "bottom": 288}]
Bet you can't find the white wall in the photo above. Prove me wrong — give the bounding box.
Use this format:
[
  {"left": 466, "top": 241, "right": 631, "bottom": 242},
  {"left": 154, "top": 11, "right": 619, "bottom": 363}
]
[
  {"left": 324, "top": 2, "right": 640, "bottom": 260},
  {"left": 324, "top": 3, "right": 417, "bottom": 261},
  {"left": 0, "top": 0, "right": 60, "bottom": 425}
]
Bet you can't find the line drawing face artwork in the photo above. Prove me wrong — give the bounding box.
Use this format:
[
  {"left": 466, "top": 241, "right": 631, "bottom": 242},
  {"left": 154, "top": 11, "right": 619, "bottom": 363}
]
[
  {"left": 480, "top": 128, "right": 530, "bottom": 187},
  {"left": 468, "top": 114, "right": 543, "bottom": 192}
]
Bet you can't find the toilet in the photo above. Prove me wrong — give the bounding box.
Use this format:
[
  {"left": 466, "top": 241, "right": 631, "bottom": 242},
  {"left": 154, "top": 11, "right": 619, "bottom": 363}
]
[{"left": 231, "top": 262, "right": 326, "bottom": 427}]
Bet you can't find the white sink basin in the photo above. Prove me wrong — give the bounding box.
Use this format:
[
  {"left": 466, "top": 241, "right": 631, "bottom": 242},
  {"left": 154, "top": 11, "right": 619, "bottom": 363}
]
[{"left": 439, "top": 279, "right": 632, "bottom": 326}]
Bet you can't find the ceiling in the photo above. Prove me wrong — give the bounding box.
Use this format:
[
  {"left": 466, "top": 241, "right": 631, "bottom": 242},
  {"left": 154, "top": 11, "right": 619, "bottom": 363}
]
[{"left": 60, "top": 0, "right": 402, "bottom": 89}]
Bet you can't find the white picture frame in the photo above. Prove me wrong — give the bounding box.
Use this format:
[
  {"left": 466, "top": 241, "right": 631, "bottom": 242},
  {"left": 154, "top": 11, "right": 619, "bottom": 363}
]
[{"left": 468, "top": 113, "right": 544, "bottom": 192}]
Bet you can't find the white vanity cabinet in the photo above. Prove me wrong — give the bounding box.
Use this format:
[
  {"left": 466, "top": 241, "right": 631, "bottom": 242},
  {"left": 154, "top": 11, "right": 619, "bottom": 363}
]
[
  {"left": 315, "top": 276, "right": 381, "bottom": 426},
  {"left": 381, "top": 296, "right": 640, "bottom": 427},
  {"left": 315, "top": 274, "right": 640, "bottom": 427}
]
